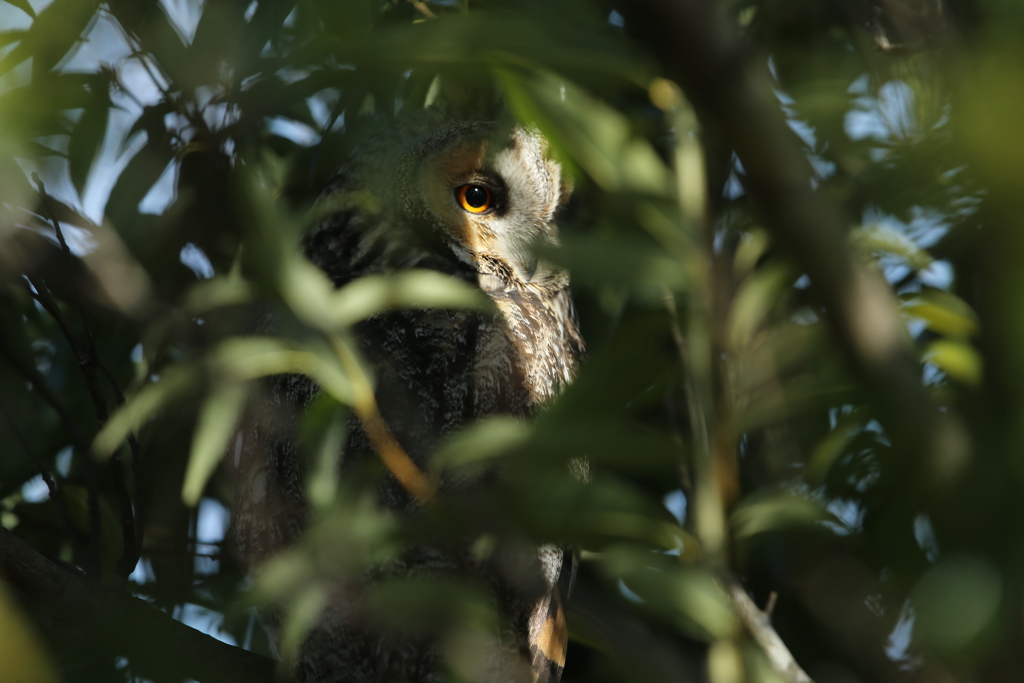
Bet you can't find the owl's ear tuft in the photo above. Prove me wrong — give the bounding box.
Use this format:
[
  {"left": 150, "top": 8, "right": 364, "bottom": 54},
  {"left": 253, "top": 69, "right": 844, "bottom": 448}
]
[{"left": 557, "top": 169, "right": 574, "bottom": 210}]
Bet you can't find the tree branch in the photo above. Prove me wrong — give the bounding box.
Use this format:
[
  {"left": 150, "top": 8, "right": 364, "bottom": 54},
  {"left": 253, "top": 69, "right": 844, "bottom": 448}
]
[
  {"left": 0, "top": 526, "right": 277, "bottom": 683},
  {"left": 0, "top": 396, "right": 85, "bottom": 566},
  {"left": 0, "top": 330, "right": 103, "bottom": 576},
  {"left": 728, "top": 580, "right": 814, "bottom": 683},
  {"left": 31, "top": 175, "right": 141, "bottom": 582}
]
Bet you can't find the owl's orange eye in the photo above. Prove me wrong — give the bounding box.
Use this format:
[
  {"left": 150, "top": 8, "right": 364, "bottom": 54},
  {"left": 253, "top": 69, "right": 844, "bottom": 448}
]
[{"left": 457, "top": 184, "right": 492, "bottom": 214}]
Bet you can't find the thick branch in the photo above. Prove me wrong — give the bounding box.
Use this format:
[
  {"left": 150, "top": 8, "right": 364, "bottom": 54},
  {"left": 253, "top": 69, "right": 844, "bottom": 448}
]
[
  {"left": 615, "top": 0, "right": 964, "bottom": 487},
  {"left": 0, "top": 526, "right": 277, "bottom": 683}
]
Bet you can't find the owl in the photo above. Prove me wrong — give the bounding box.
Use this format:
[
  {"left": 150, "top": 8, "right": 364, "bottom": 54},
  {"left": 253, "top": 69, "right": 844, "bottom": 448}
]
[{"left": 232, "top": 107, "right": 584, "bottom": 683}]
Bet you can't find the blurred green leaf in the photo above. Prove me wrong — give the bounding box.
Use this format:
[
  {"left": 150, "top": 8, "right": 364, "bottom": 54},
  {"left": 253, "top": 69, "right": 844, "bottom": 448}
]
[
  {"left": 851, "top": 223, "right": 934, "bottom": 272},
  {"left": 903, "top": 290, "right": 979, "bottom": 339},
  {"left": 600, "top": 544, "right": 739, "bottom": 641},
  {"left": 731, "top": 491, "right": 833, "bottom": 540},
  {"left": 182, "top": 380, "right": 248, "bottom": 506},
  {"left": 0, "top": 582, "right": 58, "bottom": 683},
  {"left": 212, "top": 337, "right": 354, "bottom": 404},
  {"left": 913, "top": 556, "right": 1002, "bottom": 654},
  {"left": 499, "top": 66, "right": 669, "bottom": 195},
  {"left": 0, "top": 0, "right": 100, "bottom": 77},
  {"left": 728, "top": 263, "right": 793, "bottom": 350},
  {"left": 279, "top": 583, "right": 330, "bottom": 665},
  {"left": 321, "top": 269, "right": 493, "bottom": 328},
  {"left": 67, "top": 92, "right": 110, "bottom": 197},
  {"left": 93, "top": 365, "right": 199, "bottom": 458},
  {"left": 807, "top": 408, "right": 867, "bottom": 484},
  {"left": 923, "top": 339, "right": 982, "bottom": 385},
  {"left": 541, "top": 234, "right": 686, "bottom": 294},
  {"left": 431, "top": 416, "right": 532, "bottom": 473}
]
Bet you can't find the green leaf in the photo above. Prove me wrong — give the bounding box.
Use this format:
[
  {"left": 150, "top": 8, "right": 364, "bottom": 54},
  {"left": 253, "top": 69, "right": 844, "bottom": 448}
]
[
  {"left": 903, "top": 290, "right": 979, "bottom": 339},
  {"left": 104, "top": 134, "right": 174, "bottom": 239},
  {"left": 182, "top": 275, "right": 256, "bottom": 313},
  {"left": 302, "top": 395, "right": 348, "bottom": 511},
  {"left": 431, "top": 416, "right": 532, "bottom": 473},
  {"left": 0, "top": 584, "right": 58, "bottom": 683},
  {"left": 807, "top": 409, "right": 867, "bottom": 484},
  {"left": 541, "top": 234, "right": 686, "bottom": 294},
  {"left": 0, "top": 29, "right": 26, "bottom": 48},
  {"left": 278, "top": 583, "right": 330, "bottom": 664},
  {"left": 1, "top": 0, "right": 34, "bottom": 18},
  {"left": 182, "top": 381, "right": 249, "bottom": 506},
  {"left": 93, "top": 365, "right": 199, "bottom": 458},
  {"left": 68, "top": 95, "right": 110, "bottom": 197},
  {"left": 912, "top": 556, "right": 1002, "bottom": 654},
  {"left": 211, "top": 337, "right": 354, "bottom": 404},
  {"left": 727, "top": 263, "right": 793, "bottom": 349},
  {"left": 850, "top": 223, "right": 934, "bottom": 271},
  {"left": 0, "top": 0, "right": 100, "bottom": 77},
  {"left": 323, "top": 270, "right": 492, "bottom": 328},
  {"left": 923, "top": 339, "right": 982, "bottom": 385},
  {"left": 499, "top": 66, "right": 669, "bottom": 195},
  {"left": 600, "top": 545, "right": 738, "bottom": 640},
  {"left": 731, "top": 491, "right": 833, "bottom": 540}
]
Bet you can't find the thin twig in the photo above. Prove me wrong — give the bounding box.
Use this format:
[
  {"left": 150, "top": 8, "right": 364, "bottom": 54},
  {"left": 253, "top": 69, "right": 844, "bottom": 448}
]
[
  {"left": 728, "top": 579, "right": 815, "bottom": 683},
  {"left": 30, "top": 274, "right": 146, "bottom": 557},
  {"left": 765, "top": 590, "right": 778, "bottom": 617},
  {"left": 0, "top": 332, "right": 102, "bottom": 577},
  {"left": 410, "top": 0, "right": 438, "bottom": 19},
  {"left": 0, "top": 397, "right": 84, "bottom": 565},
  {"left": 31, "top": 175, "right": 141, "bottom": 582}
]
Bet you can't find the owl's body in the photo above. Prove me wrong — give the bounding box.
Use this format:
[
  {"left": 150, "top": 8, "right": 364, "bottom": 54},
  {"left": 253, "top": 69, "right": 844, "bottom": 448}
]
[{"left": 233, "top": 109, "right": 582, "bottom": 683}]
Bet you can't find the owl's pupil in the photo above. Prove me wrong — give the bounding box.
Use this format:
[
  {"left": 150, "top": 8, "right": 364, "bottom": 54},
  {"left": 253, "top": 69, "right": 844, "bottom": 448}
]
[{"left": 464, "top": 185, "right": 488, "bottom": 208}]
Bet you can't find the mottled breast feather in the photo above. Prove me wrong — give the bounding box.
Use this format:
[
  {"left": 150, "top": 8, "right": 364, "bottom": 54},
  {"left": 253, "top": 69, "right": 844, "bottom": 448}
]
[{"left": 232, "top": 108, "right": 583, "bottom": 683}]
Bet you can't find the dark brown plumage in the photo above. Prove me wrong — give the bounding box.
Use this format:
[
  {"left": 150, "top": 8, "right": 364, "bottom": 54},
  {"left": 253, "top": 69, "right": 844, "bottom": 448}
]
[{"left": 233, "top": 108, "right": 583, "bottom": 683}]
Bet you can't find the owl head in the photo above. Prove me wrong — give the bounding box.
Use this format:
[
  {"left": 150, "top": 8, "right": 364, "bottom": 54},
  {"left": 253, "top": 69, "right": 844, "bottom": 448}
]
[
  {"left": 405, "top": 121, "right": 571, "bottom": 289},
  {"left": 309, "top": 111, "right": 572, "bottom": 295}
]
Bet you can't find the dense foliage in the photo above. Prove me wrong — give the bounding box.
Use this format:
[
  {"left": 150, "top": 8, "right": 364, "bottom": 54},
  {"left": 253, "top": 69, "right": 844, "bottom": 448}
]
[{"left": 1, "top": 0, "right": 1020, "bottom": 682}]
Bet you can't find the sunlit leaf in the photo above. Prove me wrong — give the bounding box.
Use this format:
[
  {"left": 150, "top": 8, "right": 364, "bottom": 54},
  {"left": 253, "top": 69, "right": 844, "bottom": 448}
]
[
  {"left": 923, "top": 339, "right": 982, "bottom": 385},
  {"left": 212, "top": 336, "right": 355, "bottom": 404},
  {"left": 851, "top": 223, "right": 934, "bottom": 272},
  {"left": 499, "top": 66, "right": 670, "bottom": 195},
  {"left": 322, "top": 269, "right": 492, "bottom": 328},
  {"left": 903, "top": 290, "right": 979, "bottom": 339}
]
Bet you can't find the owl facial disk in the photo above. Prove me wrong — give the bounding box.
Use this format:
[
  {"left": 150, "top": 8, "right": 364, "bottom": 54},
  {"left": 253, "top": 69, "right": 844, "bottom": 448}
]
[{"left": 419, "top": 126, "right": 568, "bottom": 286}]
